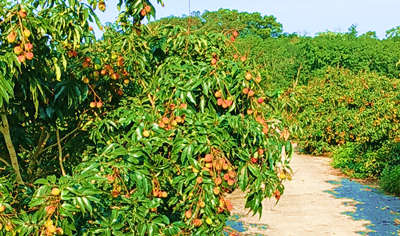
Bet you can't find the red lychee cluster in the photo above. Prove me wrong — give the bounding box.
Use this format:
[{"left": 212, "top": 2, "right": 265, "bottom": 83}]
[
  {"left": 214, "top": 91, "right": 234, "bottom": 109},
  {"left": 8, "top": 29, "right": 34, "bottom": 63},
  {"left": 140, "top": 4, "right": 152, "bottom": 16},
  {"left": 230, "top": 30, "right": 239, "bottom": 42}
]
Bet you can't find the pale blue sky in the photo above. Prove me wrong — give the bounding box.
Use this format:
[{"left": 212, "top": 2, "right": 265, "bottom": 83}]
[{"left": 93, "top": 0, "right": 400, "bottom": 38}]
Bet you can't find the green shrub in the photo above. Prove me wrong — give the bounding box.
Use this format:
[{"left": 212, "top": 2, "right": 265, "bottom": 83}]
[
  {"left": 295, "top": 68, "right": 400, "bottom": 155},
  {"left": 331, "top": 142, "right": 400, "bottom": 179},
  {"left": 380, "top": 165, "right": 400, "bottom": 196}
]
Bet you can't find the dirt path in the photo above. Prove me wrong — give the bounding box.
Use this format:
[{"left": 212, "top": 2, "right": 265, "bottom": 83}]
[{"left": 226, "top": 146, "right": 373, "bottom": 236}]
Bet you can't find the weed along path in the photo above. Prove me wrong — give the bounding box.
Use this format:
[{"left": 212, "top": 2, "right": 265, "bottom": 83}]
[{"left": 225, "top": 144, "right": 400, "bottom": 236}]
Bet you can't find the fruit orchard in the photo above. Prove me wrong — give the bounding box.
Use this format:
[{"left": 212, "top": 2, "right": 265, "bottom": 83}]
[{"left": 0, "top": 0, "right": 293, "bottom": 235}]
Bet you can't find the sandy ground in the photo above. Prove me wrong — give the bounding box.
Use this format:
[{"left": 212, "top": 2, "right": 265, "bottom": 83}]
[{"left": 227, "top": 146, "right": 372, "bottom": 236}]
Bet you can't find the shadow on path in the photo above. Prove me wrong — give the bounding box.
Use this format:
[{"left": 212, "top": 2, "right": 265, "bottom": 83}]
[{"left": 326, "top": 178, "right": 400, "bottom": 235}]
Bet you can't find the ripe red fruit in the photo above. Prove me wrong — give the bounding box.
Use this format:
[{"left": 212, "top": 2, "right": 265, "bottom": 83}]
[
  {"left": 140, "top": 9, "right": 147, "bottom": 16},
  {"left": 7, "top": 32, "right": 17, "bottom": 43},
  {"left": 217, "top": 207, "right": 224, "bottom": 213},
  {"left": 96, "top": 101, "right": 103, "bottom": 108},
  {"left": 263, "top": 126, "right": 269, "bottom": 134},
  {"left": 230, "top": 36, "right": 236, "bottom": 42},
  {"left": 111, "top": 73, "right": 120, "bottom": 80},
  {"left": 19, "top": 9, "right": 27, "bottom": 18},
  {"left": 258, "top": 149, "right": 264, "bottom": 155},
  {"left": 217, "top": 98, "right": 223, "bottom": 106},
  {"left": 18, "top": 55, "right": 26, "bottom": 63},
  {"left": 89, "top": 26, "right": 93, "bottom": 31},
  {"left": 180, "top": 103, "right": 187, "bottom": 109},
  {"left": 222, "top": 163, "right": 229, "bottom": 170},
  {"left": 243, "top": 88, "right": 249, "bottom": 95},
  {"left": 175, "top": 116, "right": 183, "bottom": 123},
  {"left": 90, "top": 102, "right": 96, "bottom": 108},
  {"left": 215, "top": 163, "right": 222, "bottom": 171},
  {"left": 258, "top": 97, "right": 264, "bottom": 104},
  {"left": 98, "top": 2, "right": 106, "bottom": 11},
  {"left": 162, "top": 117, "right": 169, "bottom": 124},
  {"left": 14, "top": 46, "right": 23, "bottom": 55},
  {"left": 158, "top": 122, "right": 165, "bottom": 128},
  {"left": 228, "top": 171, "right": 236, "bottom": 179},
  {"left": 227, "top": 179, "right": 235, "bottom": 186},
  {"left": 214, "top": 177, "right": 222, "bottom": 185},
  {"left": 111, "top": 190, "right": 119, "bottom": 198},
  {"left": 240, "top": 56, "right": 247, "bottom": 62},
  {"left": 145, "top": 5, "right": 151, "bottom": 12},
  {"left": 45, "top": 206, "right": 56, "bottom": 215},
  {"left": 223, "top": 173, "right": 230, "bottom": 181},
  {"left": 211, "top": 58, "right": 217, "bottom": 65},
  {"left": 185, "top": 210, "right": 192, "bottom": 219},
  {"left": 196, "top": 177, "right": 203, "bottom": 184},
  {"left": 104, "top": 64, "right": 112, "bottom": 71},
  {"left": 214, "top": 91, "right": 222, "bottom": 98},
  {"left": 245, "top": 72, "right": 252, "bottom": 81},
  {"left": 274, "top": 189, "right": 281, "bottom": 200},
  {"left": 248, "top": 90, "right": 254, "bottom": 97},
  {"left": 82, "top": 61, "right": 89, "bottom": 68},
  {"left": 100, "top": 69, "right": 107, "bottom": 76},
  {"left": 25, "top": 43, "right": 33, "bottom": 52},
  {"left": 152, "top": 189, "right": 159, "bottom": 197},
  {"left": 221, "top": 101, "right": 228, "bottom": 109},
  {"left": 204, "top": 154, "right": 212, "bottom": 162},
  {"left": 55, "top": 228, "right": 64, "bottom": 235},
  {"left": 85, "top": 57, "right": 91, "bottom": 63},
  {"left": 25, "top": 52, "right": 34, "bottom": 60},
  {"left": 107, "top": 175, "right": 114, "bottom": 183},
  {"left": 226, "top": 100, "right": 233, "bottom": 107},
  {"left": 117, "top": 60, "right": 124, "bottom": 67},
  {"left": 251, "top": 157, "right": 257, "bottom": 163},
  {"left": 233, "top": 30, "right": 239, "bottom": 37},
  {"left": 213, "top": 187, "right": 220, "bottom": 195},
  {"left": 199, "top": 201, "right": 206, "bottom": 208},
  {"left": 193, "top": 219, "right": 203, "bottom": 227},
  {"left": 117, "top": 90, "right": 123, "bottom": 96},
  {"left": 227, "top": 204, "right": 233, "bottom": 211},
  {"left": 233, "top": 54, "right": 238, "bottom": 59}
]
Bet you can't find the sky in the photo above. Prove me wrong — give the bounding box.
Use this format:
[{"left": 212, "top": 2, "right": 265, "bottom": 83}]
[{"left": 93, "top": 0, "right": 400, "bottom": 39}]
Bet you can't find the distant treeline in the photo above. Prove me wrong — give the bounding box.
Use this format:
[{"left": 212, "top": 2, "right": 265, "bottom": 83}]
[{"left": 149, "top": 9, "right": 400, "bottom": 90}]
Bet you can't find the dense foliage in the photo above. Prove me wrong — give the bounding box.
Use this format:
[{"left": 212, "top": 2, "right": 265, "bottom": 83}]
[
  {"left": 160, "top": 10, "right": 400, "bottom": 183},
  {"left": 0, "top": 1, "right": 292, "bottom": 235},
  {"left": 292, "top": 68, "right": 400, "bottom": 177},
  {"left": 380, "top": 164, "right": 400, "bottom": 196}
]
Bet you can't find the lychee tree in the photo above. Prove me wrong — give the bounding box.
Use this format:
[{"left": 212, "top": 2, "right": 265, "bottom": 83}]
[{"left": 0, "top": 1, "right": 292, "bottom": 235}]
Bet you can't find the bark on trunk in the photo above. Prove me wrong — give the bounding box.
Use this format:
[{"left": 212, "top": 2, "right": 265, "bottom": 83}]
[{"left": 0, "top": 109, "right": 24, "bottom": 184}]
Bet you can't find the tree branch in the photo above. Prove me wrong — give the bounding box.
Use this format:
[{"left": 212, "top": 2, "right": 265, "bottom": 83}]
[
  {"left": 40, "top": 122, "right": 81, "bottom": 154},
  {"left": 56, "top": 125, "right": 66, "bottom": 176},
  {"left": 0, "top": 156, "right": 10, "bottom": 166}
]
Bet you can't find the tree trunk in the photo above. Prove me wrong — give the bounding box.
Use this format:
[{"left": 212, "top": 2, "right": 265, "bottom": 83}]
[
  {"left": 56, "top": 125, "right": 66, "bottom": 176},
  {"left": 0, "top": 108, "right": 24, "bottom": 184}
]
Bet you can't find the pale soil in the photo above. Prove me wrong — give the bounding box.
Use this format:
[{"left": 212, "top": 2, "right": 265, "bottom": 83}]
[{"left": 227, "top": 145, "right": 373, "bottom": 236}]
